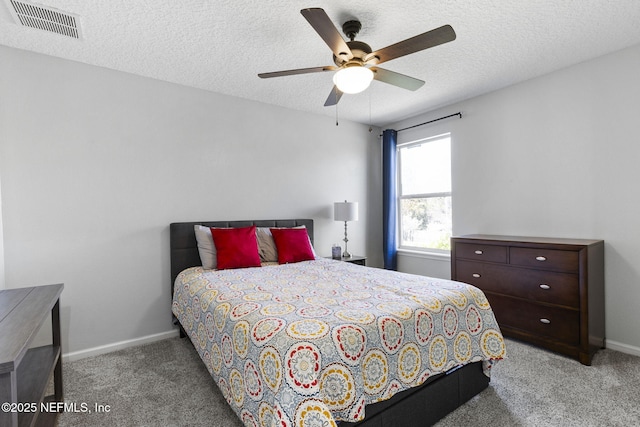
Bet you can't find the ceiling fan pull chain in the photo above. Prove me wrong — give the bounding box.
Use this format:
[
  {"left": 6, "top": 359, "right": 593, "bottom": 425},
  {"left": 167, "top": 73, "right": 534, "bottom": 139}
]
[
  {"left": 335, "top": 87, "right": 339, "bottom": 126},
  {"left": 368, "top": 89, "right": 373, "bottom": 132}
]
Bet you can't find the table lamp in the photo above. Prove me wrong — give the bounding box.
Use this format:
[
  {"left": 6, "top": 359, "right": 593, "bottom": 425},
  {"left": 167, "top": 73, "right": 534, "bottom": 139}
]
[{"left": 334, "top": 200, "right": 358, "bottom": 258}]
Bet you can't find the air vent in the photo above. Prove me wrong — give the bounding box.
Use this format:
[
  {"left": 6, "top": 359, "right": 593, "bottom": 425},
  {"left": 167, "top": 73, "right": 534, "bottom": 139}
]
[{"left": 6, "top": 0, "right": 82, "bottom": 39}]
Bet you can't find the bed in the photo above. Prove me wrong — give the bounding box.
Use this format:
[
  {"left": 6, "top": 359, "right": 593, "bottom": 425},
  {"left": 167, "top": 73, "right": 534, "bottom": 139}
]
[{"left": 170, "top": 219, "right": 505, "bottom": 426}]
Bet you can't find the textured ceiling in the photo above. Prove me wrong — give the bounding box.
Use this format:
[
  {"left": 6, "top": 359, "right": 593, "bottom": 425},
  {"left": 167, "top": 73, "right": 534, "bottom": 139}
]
[{"left": 2, "top": 1, "right": 640, "bottom": 127}]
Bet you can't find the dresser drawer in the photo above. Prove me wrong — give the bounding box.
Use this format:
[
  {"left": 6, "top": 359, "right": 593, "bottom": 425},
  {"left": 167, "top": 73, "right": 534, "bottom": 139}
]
[
  {"left": 509, "top": 247, "right": 579, "bottom": 272},
  {"left": 455, "top": 260, "right": 580, "bottom": 308},
  {"left": 486, "top": 293, "right": 579, "bottom": 345},
  {"left": 455, "top": 242, "right": 507, "bottom": 263}
]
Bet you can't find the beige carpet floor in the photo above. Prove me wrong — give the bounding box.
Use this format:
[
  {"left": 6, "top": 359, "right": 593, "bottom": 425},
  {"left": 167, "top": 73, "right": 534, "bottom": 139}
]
[{"left": 57, "top": 337, "right": 640, "bottom": 426}]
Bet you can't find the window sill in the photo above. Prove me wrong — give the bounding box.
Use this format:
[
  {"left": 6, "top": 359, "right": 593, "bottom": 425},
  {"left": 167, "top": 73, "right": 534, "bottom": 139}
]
[{"left": 397, "top": 249, "right": 451, "bottom": 262}]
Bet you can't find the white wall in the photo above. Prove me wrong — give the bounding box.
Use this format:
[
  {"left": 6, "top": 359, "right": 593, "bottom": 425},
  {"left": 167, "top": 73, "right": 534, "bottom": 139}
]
[
  {"left": 387, "top": 43, "right": 640, "bottom": 355},
  {"left": 0, "top": 46, "right": 382, "bottom": 356}
]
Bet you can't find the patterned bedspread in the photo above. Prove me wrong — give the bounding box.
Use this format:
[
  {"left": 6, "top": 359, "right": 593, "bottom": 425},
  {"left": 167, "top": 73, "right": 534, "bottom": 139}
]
[{"left": 172, "top": 258, "right": 505, "bottom": 426}]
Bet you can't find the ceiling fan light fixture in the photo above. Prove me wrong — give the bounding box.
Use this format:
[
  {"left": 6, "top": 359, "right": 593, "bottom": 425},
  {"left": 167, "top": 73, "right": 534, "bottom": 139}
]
[{"left": 333, "top": 65, "right": 374, "bottom": 94}]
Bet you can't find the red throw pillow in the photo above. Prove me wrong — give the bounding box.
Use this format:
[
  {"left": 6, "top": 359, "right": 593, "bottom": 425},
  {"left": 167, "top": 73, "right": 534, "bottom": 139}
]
[
  {"left": 270, "top": 228, "right": 315, "bottom": 264},
  {"left": 210, "top": 226, "right": 261, "bottom": 270}
]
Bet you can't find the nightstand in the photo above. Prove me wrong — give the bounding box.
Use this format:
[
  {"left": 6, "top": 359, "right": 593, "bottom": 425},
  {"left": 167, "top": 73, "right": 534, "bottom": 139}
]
[{"left": 326, "top": 255, "right": 367, "bottom": 266}]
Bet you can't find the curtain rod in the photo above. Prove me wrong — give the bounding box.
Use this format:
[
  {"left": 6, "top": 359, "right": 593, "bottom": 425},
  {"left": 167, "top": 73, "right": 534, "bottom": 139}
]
[
  {"left": 380, "top": 112, "right": 462, "bottom": 136},
  {"left": 396, "top": 112, "right": 462, "bottom": 133}
]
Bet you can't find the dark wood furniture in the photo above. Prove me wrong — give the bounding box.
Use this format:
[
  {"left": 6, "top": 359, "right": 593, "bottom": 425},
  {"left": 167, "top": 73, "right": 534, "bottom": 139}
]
[
  {"left": 0, "top": 283, "right": 64, "bottom": 427},
  {"left": 326, "top": 255, "right": 367, "bottom": 266},
  {"left": 451, "top": 234, "right": 604, "bottom": 365},
  {"left": 170, "top": 220, "right": 489, "bottom": 427}
]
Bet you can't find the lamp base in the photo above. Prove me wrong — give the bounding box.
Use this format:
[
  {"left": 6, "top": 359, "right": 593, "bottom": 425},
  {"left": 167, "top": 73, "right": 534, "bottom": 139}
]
[{"left": 342, "top": 251, "right": 352, "bottom": 258}]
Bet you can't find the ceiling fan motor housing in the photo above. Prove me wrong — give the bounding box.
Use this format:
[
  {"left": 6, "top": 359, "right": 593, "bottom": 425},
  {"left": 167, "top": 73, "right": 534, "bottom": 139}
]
[{"left": 334, "top": 40, "right": 372, "bottom": 66}]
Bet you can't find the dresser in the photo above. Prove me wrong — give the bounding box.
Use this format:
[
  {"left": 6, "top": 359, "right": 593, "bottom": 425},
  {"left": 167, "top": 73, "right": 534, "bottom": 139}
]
[
  {"left": 451, "top": 235, "right": 604, "bottom": 365},
  {"left": 0, "top": 284, "right": 64, "bottom": 427}
]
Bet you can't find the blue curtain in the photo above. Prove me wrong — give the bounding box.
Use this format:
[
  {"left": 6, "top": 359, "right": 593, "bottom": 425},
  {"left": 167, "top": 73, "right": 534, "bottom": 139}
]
[{"left": 382, "top": 129, "right": 398, "bottom": 270}]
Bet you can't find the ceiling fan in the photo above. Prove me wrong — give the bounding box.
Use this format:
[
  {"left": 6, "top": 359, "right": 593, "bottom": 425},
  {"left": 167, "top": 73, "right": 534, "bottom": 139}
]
[{"left": 258, "top": 8, "right": 456, "bottom": 106}]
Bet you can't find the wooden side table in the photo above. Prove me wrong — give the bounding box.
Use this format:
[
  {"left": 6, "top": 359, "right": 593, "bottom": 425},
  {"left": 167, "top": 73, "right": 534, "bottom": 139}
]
[
  {"left": 0, "top": 283, "right": 64, "bottom": 427},
  {"left": 326, "top": 255, "right": 367, "bottom": 266}
]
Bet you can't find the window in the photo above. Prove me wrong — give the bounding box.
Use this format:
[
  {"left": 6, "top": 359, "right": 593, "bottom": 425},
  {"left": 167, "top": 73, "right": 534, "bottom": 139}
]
[{"left": 397, "top": 133, "right": 452, "bottom": 252}]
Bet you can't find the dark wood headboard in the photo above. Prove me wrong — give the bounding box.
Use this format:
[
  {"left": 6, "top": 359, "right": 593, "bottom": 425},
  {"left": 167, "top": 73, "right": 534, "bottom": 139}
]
[{"left": 169, "top": 219, "right": 314, "bottom": 292}]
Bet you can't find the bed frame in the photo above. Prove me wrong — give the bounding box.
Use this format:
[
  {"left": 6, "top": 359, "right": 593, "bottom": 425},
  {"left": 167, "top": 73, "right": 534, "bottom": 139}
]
[{"left": 169, "top": 219, "right": 489, "bottom": 426}]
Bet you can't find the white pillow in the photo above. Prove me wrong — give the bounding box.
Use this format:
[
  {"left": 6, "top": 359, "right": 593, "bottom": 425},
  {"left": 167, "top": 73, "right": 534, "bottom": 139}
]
[
  {"left": 194, "top": 225, "right": 217, "bottom": 269},
  {"left": 256, "top": 227, "right": 279, "bottom": 263}
]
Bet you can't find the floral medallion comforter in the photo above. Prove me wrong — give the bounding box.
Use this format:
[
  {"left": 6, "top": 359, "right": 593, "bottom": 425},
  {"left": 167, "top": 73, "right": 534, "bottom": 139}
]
[{"left": 172, "top": 258, "right": 505, "bottom": 427}]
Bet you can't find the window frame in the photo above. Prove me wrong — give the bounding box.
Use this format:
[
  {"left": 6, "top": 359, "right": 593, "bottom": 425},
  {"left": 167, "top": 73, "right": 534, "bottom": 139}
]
[{"left": 396, "top": 133, "right": 452, "bottom": 255}]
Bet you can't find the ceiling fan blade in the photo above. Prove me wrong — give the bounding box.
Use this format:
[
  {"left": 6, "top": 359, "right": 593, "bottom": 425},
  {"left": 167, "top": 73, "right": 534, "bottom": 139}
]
[
  {"left": 324, "top": 86, "right": 344, "bottom": 106},
  {"left": 258, "top": 66, "right": 336, "bottom": 79},
  {"left": 370, "top": 67, "right": 425, "bottom": 91},
  {"left": 301, "top": 8, "right": 353, "bottom": 61},
  {"left": 365, "top": 25, "right": 456, "bottom": 65}
]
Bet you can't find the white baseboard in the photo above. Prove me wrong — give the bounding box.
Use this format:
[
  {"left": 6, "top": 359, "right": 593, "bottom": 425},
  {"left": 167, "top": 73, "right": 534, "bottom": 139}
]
[
  {"left": 62, "top": 329, "right": 180, "bottom": 362},
  {"left": 606, "top": 339, "right": 640, "bottom": 357},
  {"left": 60, "top": 331, "right": 640, "bottom": 362}
]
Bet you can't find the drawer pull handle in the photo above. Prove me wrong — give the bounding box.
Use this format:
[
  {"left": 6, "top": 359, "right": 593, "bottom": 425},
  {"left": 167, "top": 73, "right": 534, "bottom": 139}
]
[
  {"left": 472, "top": 273, "right": 481, "bottom": 278},
  {"left": 539, "top": 284, "right": 550, "bottom": 290},
  {"left": 539, "top": 318, "right": 551, "bottom": 324},
  {"left": 474, "top": 250, "right": 483, "bottom": 255},
  {"left": 536, "top": 256, "right": 547, "bottom": 261}
]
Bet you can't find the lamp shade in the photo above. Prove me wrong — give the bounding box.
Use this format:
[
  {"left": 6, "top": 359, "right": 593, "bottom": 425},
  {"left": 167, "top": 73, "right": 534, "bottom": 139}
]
[
  {"left": 333, "top": 66, "right": 373, "bottom": 94},
  {"left": 334, "top": 201, "right": 359, "bottom": 222}
]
